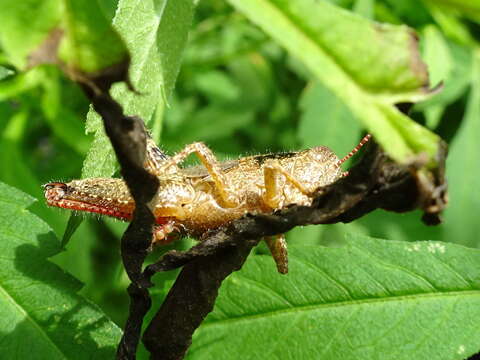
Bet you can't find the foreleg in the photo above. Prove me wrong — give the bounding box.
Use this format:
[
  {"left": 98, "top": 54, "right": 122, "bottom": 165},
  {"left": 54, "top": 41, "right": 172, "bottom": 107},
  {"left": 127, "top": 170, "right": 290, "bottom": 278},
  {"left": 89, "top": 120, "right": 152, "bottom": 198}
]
[{"left": 143, "top": 135, "right": 171, "bottom": 176}]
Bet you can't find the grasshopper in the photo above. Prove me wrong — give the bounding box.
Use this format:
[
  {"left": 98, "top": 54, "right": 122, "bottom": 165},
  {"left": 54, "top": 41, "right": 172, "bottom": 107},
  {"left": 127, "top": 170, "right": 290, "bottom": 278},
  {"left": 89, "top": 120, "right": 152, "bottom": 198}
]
[{"left": 44, "top": 134, "right": 371, "bottom": 274}]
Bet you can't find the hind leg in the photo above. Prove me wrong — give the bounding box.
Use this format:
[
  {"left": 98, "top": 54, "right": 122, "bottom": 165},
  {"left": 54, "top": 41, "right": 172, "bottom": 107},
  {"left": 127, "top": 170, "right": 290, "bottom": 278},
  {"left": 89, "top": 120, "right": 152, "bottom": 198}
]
[
  {"left": 264, "top": 234, "right": 288, "bottom": 274},
  {"left": 159, "top": 142, "right": 240, "bottom": 208},
  {"left": 262, "top": 159, "right": 311, "bottom": 209}
]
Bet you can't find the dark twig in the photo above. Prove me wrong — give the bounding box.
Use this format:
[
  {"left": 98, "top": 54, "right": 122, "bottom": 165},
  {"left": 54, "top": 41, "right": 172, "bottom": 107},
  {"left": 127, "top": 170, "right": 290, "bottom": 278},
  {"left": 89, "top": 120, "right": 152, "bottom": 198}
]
[
  {"left": 79, "top": 66, "right": 159, "bottom": 360},
  {"left": 143, "top": 238, "right": 260, "bottom": 360},
  {"left": 141, "top": 142, "right": 448, "bottom": 359}
]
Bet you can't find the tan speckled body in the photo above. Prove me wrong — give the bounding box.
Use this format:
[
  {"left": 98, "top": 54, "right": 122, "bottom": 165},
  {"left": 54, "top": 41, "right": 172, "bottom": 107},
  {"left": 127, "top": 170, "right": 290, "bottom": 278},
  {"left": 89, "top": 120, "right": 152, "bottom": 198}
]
[
  {"left": 44, "top": 135, "right": 370, "bottom": 273},
  {"left": 169, "top": 147, "right": 342, "bottom": 236}
]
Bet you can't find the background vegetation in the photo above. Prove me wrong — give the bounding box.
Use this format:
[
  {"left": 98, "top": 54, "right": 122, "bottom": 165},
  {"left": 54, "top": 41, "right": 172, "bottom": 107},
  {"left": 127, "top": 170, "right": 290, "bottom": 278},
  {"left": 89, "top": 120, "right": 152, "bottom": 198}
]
[{"left": 0, "top": 0, "right": 479, "bottom": 359}]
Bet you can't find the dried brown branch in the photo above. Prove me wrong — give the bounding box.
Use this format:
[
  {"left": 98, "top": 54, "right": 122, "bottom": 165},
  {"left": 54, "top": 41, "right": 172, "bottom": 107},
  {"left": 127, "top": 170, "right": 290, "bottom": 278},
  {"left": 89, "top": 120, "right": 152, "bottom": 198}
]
[{"left": 79, "top": 68, "right": 159, "bottom": 360}]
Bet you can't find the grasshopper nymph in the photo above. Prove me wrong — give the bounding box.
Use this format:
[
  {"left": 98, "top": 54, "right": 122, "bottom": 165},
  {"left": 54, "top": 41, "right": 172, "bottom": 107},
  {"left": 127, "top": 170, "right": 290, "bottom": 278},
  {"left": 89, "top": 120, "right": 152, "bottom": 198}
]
[{"left": 44, "top": 134, "right": 371, "bottom": 274}]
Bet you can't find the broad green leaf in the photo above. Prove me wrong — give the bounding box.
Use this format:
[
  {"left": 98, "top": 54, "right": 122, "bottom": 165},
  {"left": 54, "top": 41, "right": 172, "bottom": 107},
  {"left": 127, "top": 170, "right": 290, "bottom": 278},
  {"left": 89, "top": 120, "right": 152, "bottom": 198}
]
[
  {"left": 189, "top": 234, "right": 480, "bottom": 360},
  {"left": 442, "top": 51, "right": 480, "bottom": 247},
  {"left": 227, "top": 0, "right": 441, "bottom": 164},
  {"left": 0, "top": 182, "right": 121, "bottom": 359},
  {"left": 0, "top": 108, "right": 75, "bottom": 236},
  {"left": 298, "top": 82, "right": 361, "bottom": 158},
  {"left": 70, "top": 0, "right": 195, "bottom": 242},
  {"left": 82, "top": 0, "right": 195, "bottom": 178}
]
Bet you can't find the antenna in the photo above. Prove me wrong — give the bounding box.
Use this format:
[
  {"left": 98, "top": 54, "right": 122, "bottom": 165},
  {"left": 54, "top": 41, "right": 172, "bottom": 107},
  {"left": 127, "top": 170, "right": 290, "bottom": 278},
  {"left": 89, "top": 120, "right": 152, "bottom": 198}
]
[{"left": 336, "top": 134, "right": 372, "bottom": 167}]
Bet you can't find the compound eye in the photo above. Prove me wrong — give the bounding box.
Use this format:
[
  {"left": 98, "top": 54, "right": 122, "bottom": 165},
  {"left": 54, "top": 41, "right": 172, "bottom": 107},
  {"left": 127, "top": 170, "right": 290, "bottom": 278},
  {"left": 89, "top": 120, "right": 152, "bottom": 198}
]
[
  {"left": 43, "top": 183, "right": 69, "bottom": 200},
  {"left": 43, "top": 182, "right": 68, "bottom": 192}
]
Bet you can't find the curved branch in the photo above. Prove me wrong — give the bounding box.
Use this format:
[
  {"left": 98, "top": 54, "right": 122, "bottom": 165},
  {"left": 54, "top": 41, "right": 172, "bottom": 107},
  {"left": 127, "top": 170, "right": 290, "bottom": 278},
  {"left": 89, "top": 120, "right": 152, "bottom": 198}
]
[{"left": 79, "top": 68, "right": 159, "bottom": 360}]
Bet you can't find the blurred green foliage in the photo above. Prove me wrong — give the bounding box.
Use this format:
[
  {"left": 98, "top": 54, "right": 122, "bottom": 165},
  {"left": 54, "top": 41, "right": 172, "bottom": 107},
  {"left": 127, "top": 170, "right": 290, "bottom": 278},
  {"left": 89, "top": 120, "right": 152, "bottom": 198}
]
[{"left": 0, "top": 0, "right": 480, "bottom": 358}]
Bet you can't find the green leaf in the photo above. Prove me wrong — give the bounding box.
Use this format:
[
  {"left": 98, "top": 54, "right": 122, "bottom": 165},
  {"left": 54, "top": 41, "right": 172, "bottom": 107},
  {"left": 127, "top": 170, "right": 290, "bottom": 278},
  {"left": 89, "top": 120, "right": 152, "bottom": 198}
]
[
  {"left": 426, "top": 3, "right": 475, "bottom": 46},
  {"left": 0, "top": 0, "right": 128, "bottom": 73},
  {"left": 156, "top": 0, "right": 196, "bottom": 103},
  {"left": 40, "top": 67, "right": 91, "bottom": 154},
  {"left": 82, "top": 0, "right": 195, "bottom": 178},
  {"left": 421, "top": 25, "right": 452, "bottom": 88},
  {"left": 226, "top": 0, "right": 441, "bottom": 164},
  {"left": 61, "top": 215, "right": 84, "bottom": 249},
  {"left": 0, "top": 181, "right": 121, "bottom": 359},
  {"left": 81, "top": 109, "right": 118, "bottom": 178},
  {"left": 189, "top": 234, "right": 480, "bottom": 359},
  {"left": 0, "top": 0, "right": 61, "bottom": 68},
  {"left": 298, "top": 82, "right": 361, "bottom": 158},
  {"left": 416, "top": 40, "right": 471, "bottom": 129},
  {"left": 0, "top": 67, "right": 47, "bottom": 101},
  {"left": 69, "top": 0, "right": 194, "bottom": 242},
  {"left": 352, "top": 0, "right": 374, "bottom": 19},
  {"left": 425, "top": 0, "right": 480, "bottom": 22},
  {"left": 0, "top": 66, "right": 14, "bottom": 80},
  {"left": 59, "top": 0, "right": 128, "bottom": 73},
  {"left": 442, "top": 51, "right": 480, "bottom": 247},
  {"left": 419, "top": 25, "right": 452, "bottom": 129}
]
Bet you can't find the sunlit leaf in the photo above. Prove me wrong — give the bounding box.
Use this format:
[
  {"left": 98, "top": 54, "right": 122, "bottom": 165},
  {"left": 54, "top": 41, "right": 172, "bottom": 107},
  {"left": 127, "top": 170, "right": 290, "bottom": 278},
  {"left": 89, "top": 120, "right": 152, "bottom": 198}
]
[
  {"left": 0, "top": 0, "right": 61, "bottom": 68},
  {"left": 82, "top": 0, "right": 195, "bottom": 178},
  {"left": 67, "top": 0, "right": 195, "bottom": 242},
  {"left": 59, "top": 0, "right": 127, "bottom": 72},
  {"left": 442, "top": 51, "right": 480, "bottom": 247},
  {"left": 189, "top": 234, "right": 480, "bottom": 360},
  {"left": 0, "top": 0, "right": 127, "bottom": 73},
  {"left": 298, "top": 82, "right": 361, "bottom": 157},
  {"left": 227, "top": 0, "right": 441, "bottom": 164},
  {"left": 0, "top": 182, "right": 121, "bottom": 359}
]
